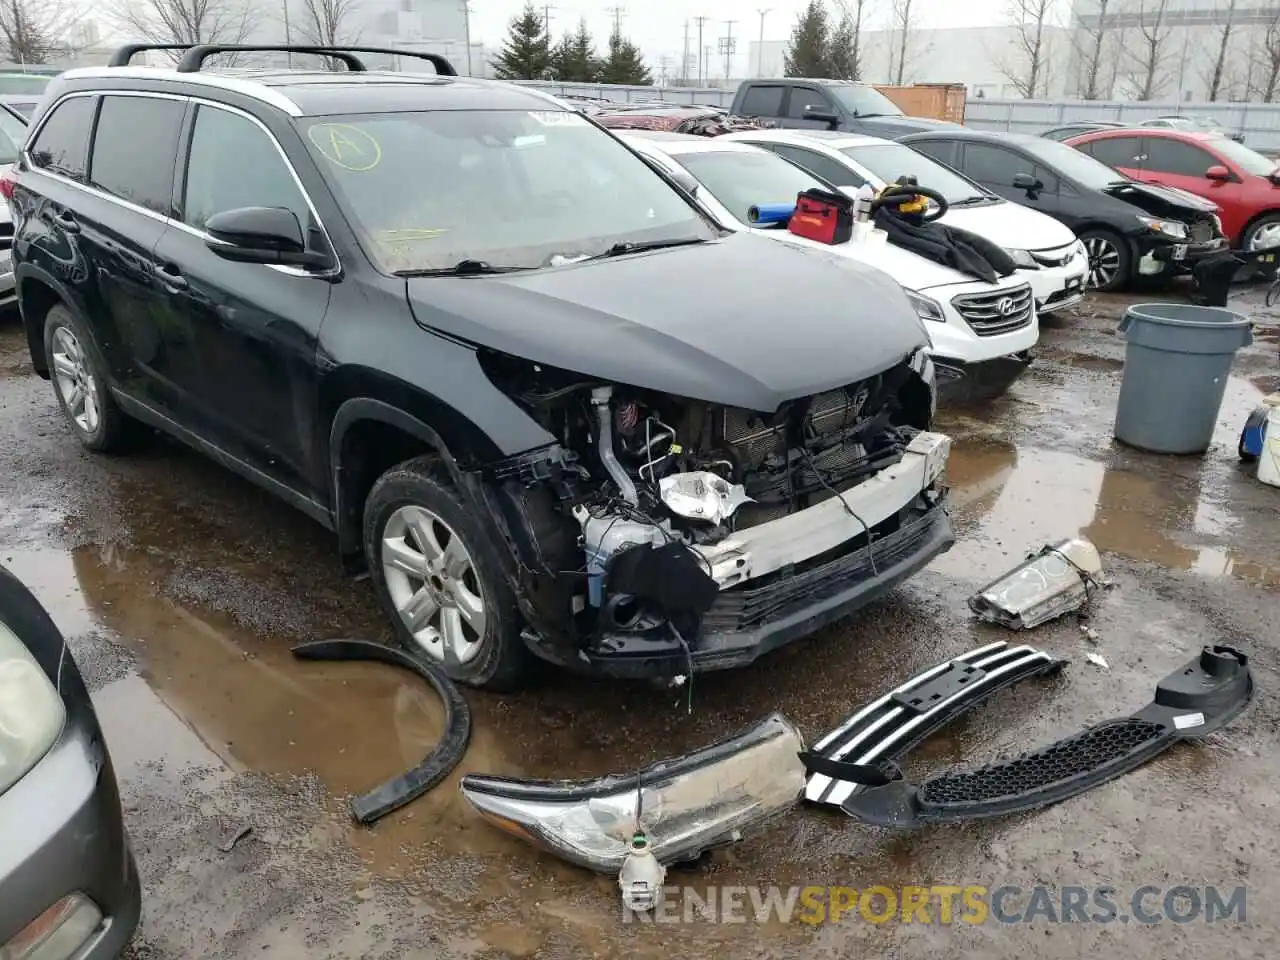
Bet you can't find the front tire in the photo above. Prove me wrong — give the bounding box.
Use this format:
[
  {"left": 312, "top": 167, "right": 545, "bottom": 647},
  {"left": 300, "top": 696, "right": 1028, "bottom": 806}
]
[
  {"left": 363, "top": 455, "right": 531, "bottom": 691},
  {"left": 42, "top": 304, "right": 130, "bottom": 452},
  {"left": 1080, "top": 228, "right": 1131, "bottom": 292}
]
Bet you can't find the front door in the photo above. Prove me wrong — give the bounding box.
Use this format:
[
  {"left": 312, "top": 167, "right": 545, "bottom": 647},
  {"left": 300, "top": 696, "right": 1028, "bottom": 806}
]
[
  {"left": 151, "top": 101, "right": 333, "bottom": 498},
  {"left": 781, "top": 86, "right": 839, "bottom": 130}
]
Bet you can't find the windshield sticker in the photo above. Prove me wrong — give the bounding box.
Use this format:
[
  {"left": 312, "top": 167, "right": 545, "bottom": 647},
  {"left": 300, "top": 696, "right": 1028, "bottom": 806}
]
[
  {"left": 308, "top": 123, "right": 382, "bottom": 171},
  {"left": 527, "top": 110, "right": 588, "bottom": 127}
]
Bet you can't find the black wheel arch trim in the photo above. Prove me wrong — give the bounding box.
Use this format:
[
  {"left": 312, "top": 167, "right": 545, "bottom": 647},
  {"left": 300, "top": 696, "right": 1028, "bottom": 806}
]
[{"left": 15, "top": 262, "right": 90, "bottom": 377}]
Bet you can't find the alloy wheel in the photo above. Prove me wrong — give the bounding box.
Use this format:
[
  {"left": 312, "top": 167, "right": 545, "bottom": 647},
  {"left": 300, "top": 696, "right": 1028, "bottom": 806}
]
[
  {"left": 50, "top": 326, "right": 101, "bottom": 435},
  {"left": 380, "top": 504, "right": 487, "bottom": 664},
  {"left": 1247, "top": 221, "right": 1280, "bottom": 251},
  {"left": 1083, "top": 236, "right": 1121, "bottom": 290}
]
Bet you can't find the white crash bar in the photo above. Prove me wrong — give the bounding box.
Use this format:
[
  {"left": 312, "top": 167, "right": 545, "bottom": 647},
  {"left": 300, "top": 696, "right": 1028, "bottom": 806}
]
[{"left": 693, "top": 431, "right": 951, "bottom": 588}]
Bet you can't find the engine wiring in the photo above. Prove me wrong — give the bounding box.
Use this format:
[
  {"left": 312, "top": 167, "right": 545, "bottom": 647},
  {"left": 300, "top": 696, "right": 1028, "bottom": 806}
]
[{"left": 799, "top": 445, "right": 879, "bottom": 577}]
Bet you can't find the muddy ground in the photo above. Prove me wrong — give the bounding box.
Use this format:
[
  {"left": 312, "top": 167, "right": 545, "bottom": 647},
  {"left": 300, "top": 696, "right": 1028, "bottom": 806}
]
[{"left": 1, "top": 286, "right": 1278, "bottom": 959}]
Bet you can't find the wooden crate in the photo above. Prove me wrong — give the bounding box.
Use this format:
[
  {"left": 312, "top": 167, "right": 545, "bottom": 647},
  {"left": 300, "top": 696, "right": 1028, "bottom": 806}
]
[{"left": 872, "top": 83, "right": 967, "bottom": 123}]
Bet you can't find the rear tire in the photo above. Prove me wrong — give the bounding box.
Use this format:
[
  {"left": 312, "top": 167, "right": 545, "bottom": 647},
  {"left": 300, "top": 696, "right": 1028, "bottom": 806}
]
[
  {"left": 363, "top": 455, "right": 532, "bottom": 691},
  {"left": 42, "top": 304, "right": 131, "bottom": 452},
  {"left": 1080, "top": 228, "right": 1131, "bottom": 292}
]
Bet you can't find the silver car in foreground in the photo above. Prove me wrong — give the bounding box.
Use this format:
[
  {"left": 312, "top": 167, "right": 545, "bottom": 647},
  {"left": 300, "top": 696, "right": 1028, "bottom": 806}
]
[
  {"left": 0, "top": 99, "right": 24, "bottom": 307},
  {"left": 0, "top": 564, "right": 140, "bottom": 958}
]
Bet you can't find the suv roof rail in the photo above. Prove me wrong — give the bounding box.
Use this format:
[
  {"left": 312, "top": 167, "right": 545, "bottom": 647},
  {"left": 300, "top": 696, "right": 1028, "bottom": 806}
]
[
  {"left": 172, "top": 44, "right": 458, "bottom": 76},
  {"left": 107, "top": 43, "right": 197, "bottom": 67}
]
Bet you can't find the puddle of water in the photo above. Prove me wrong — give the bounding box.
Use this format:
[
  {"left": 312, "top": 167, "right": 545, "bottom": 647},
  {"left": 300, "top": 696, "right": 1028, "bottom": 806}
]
[{"left": 935, "top": 440, "right": 1278, "bottom": 586}]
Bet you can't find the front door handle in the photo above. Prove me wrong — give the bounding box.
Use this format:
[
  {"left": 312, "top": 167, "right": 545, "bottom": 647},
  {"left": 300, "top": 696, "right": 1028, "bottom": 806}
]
[
  {"left": 154, "top": 262, "right": 188, "bottom": 291},
  {"left": 52, "top": 209, "right": 80, "bottom": 233}
]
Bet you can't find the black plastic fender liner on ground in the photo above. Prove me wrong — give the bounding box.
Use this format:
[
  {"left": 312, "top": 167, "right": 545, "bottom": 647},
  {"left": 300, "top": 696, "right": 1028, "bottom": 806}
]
[
  {"left": 291, "top": 639, "right": 472, "bottom": 825},
  {"left": 833, "top": 645, "right": 1253, "bottom": 827},
  {"left": 802, "top": 640, "right": 1066, "bottom": 811}
]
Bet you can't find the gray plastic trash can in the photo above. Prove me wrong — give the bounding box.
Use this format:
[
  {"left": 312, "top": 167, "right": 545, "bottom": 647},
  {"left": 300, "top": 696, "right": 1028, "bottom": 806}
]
[{"left": 1114, "top": 303, "right": 1253, "bottom": 454}]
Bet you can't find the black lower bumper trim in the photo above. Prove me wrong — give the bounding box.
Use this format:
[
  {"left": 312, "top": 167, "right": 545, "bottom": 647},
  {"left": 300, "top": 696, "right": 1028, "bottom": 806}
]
[
  {"left": 291, "top": 639, "right": 471, "bottom": 824},
  {"left": 935, "top": 352, "right": 1033, "bottom": 404},
  {"left": 837, "top": 645, "right": 1253, "bottom": 826}
]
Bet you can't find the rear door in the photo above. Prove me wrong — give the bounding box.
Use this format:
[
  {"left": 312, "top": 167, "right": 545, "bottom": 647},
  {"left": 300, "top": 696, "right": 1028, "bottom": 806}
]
[
  {"left": 736, "top": 84, "right": 786, "bottom": 123},
  {"left": 1078, "top": 134, "right": 1145, "bottom": 179},
  {"left": 151, "top": 101, "right": 333, "bottom": 497}
]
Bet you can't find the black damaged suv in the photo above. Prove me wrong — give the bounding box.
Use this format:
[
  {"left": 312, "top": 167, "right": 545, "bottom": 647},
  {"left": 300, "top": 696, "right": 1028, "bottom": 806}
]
[{"left": 9, "top": 44, "right": 952, "bottom": 689}]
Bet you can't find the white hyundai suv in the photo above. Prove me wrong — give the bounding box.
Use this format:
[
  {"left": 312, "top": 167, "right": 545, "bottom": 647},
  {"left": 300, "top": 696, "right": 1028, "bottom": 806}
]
[
  {"left": 618, "top": 131, "right": 1039, "bottom": 400},
  {"left": 720, "top": 128, "right": 1087, "bottom": 317}
]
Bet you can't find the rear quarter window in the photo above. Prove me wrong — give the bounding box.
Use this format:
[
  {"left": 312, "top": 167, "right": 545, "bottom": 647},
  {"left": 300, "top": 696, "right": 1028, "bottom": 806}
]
[
  {"left": 90, "top": 95, "right": 187, "bottom": 214},
  {"left": 28, "top": 95, "right": 95, "bottom": 181}
]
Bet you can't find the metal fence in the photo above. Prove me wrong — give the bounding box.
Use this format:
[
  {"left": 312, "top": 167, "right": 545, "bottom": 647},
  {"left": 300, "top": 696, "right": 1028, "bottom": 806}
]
[{"left": 515, "top": 79, "right": 1280, "bottom": 153}]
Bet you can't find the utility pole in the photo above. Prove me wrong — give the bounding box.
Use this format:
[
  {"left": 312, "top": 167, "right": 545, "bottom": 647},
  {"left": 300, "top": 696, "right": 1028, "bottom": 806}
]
[
  {"left": 460, "top": 0, "right": 473, "bottom": 76},
  {"left": 694, "top": 15, "right": 708, "bottom": 85},
  {"left": 606, "top": 5, "right": 626, "bottom": 35},
  {"left": 756, "top": 8, "right": 769, "bottom": 77},
  {"left": 543, "top": 4, "right": 556, "bottom": 37},
  {"left": 703, "top": 44, "right": 712, "bottom": 84},
  {"left": 282, "top": 0, "right": 292, "bottom": 67},
  {"left": 659, "top": 53, "right": 672, "bottom": 85},
  {"left": 719, "top": 20, "right": 737, "bottom": 80},
  {"left": 681, "top": 19, "right": 690, "bottom": 85}
]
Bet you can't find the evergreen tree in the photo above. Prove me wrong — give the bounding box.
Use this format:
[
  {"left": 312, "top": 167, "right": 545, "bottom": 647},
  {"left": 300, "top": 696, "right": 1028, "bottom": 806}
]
[
  {"left": 828, "top": 14, "right": 859, "bottom": 80},
  {"left": 493, "top": 2, "right": 553, "bottom": 81},
  {"left": 597, "top": 26, "right": 652, "bottom": 85},
  {"left": 552, "top": 19, "right": 599, "bottom": 82},
  {"left": 784, "top": 0, "right": 832, "bottom": 78}
]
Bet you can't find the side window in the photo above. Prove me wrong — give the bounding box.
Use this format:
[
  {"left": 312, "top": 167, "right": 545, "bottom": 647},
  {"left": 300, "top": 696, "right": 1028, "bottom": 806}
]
[
  {"left": 739, "top": 85, "right": 785, "bottom": 118},
  {"left": 909, "top": 139, "right": 956, "bottom": 167},
  {"left": 182, "top": 105, "right": 309, "bottom": 233},
  {"left": 786, "top": 87, "right": 832, "bottom": 120},
  {"left": 771, "top": 144, "right": 861, "bottom": 187},
  {"left": 961, "top": 143, "right": 1026, "bottom": 185},
  {"left": 1143, "top": 138, "right": 1216, "bottom": 177},
  {"left": 28, "top": 96, "right": 95, "bottom": 181},
  {"left": 89, "top": 95, "right": 186, "bottom": 214},
  {"left": 1088, "top": 136, "right": 1144, "bottom": 169}
]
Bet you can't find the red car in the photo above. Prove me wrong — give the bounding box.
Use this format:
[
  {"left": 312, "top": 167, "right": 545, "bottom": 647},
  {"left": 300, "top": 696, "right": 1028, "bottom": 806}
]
[{"left": 1066, "top": 127, "right": 1280, "bottom": 251}]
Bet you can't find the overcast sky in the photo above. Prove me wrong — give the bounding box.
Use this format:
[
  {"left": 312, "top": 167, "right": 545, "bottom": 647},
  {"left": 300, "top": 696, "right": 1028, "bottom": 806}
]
[{"left": 469, "top": 0, "right": 1005, "bottom": 79}]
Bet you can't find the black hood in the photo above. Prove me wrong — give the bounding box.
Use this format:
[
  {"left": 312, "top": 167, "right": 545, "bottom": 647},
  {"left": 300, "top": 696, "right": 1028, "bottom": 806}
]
[
  {"left": 1102, "top": 180, "right": 1219, "bottom": 217},
  {"left": 857, "top": 115, "right": 959, "bottom": 139},
  {"left": 406, "top": 232, "right": 928, "bottom": 412}
]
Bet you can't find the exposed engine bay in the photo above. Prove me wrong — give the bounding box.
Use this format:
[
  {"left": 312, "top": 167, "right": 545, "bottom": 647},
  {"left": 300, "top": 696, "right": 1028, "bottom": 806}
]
[{"left": 476, "top": 349, "right": 943, "bottom": 667}]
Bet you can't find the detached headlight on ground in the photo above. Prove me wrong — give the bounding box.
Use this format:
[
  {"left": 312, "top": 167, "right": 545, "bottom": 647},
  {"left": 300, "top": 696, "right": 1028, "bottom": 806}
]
[
  {"left": 458, "top": 713, "right": 805, "bottom": 873},
  {"left": 1137, "top": 215, "right": 1188, "bottom": 240},
  {"left": 2, "top": 892, "right": 103, "bottom": 960},
  {"left": 906, "top": 290, "right": 945, "bottom": 324},
  {"left": 1007, "top": 248, "right": 1040, "bottom": 269},
  {"left": 0, "top": 620, "right": 65, "bottom": 795}
]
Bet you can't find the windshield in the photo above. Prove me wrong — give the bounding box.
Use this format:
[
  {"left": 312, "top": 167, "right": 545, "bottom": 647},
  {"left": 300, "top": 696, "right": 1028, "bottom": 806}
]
[
  {"left": 1022, "top": 137, "right": 1128, "bottom": 189},
  {"left": 0, "top": 75, "right": 50, "bottom": 95},
  {"left": 1206, "top": 136, "right": 1276, "bottom": 176},
  {"left": 841, "top": 142, "right": 990, "bottom": 203},
  {"left": 828, "top": 84, "right": 903, "bottom": 118},
  {"left": 303, "top": 110, "right": 714, "bottom": 273},
  {"left": 675, "top": 149, "right": 826, "bottom": 223},
  {"left": 0, "top": 104, "right": 25, "bottom": 164}
]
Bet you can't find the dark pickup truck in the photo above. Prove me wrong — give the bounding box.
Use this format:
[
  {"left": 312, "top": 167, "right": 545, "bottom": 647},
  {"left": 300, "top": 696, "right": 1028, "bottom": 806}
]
[{"left": 730, "top": 78, "right": 959, "bottom": 139}]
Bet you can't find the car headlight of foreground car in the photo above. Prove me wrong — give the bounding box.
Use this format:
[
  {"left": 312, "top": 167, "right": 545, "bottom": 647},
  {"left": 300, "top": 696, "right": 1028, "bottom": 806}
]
[
  {"left": 906, "top": 289, "right": 945, "bottom": 324},
  {"left": 0, "top": 619, "right": 65, "bottom": 796},
  {"left": 459, "top": 713, "right": 805, "bottom": 873},
  {"left": 1007, "top": 248, "right": 1039, "bottom": 269},
  {"left": 2, "top": 893, "right": 103, "bottom": 960},
  {"left": 1137, "top": 215, "right": 1189, "bottom": 240}
]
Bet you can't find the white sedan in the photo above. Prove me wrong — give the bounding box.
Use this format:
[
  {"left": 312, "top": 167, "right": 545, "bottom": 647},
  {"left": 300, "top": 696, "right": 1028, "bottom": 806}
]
[
  {"left": 719, "top": 128, "right": 1088, "bottom": 316},
  {"left": 618, "top": 131, "right": 1040, "bottom": 400}
]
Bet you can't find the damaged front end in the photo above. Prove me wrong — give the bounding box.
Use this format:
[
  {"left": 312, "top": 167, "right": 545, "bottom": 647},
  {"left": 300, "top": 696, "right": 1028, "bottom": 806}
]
[{"left": 472, "top": 346, "right": 953, "bottom": 678}]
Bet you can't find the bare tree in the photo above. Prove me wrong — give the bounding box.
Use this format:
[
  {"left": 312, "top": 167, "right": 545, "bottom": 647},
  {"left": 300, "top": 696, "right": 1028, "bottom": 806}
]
[
  {"left": 830, "top": 0, "right": 869, "bottom": 81},
  {"left": 1073, "top": 0, "right": 1116, "bottom": 98},
  {"left": 995, "top": 0, "right": 1056, "bottom": 97},
  {"left": 1205, "top": 0, "right": 1238, "bottom": 101},
  {"left": 1256, "top": 7, "right": 1280, "bottom": 102},
  {"left": 0, "top": 0, "right": 80, "bottom": 63},
  {"left": 887, "top": 0, "right": 920, "bottom": 85},
  {"left": 114, "top": 0, "right": 257, "bottom": 50},
  {"left": 297, "top": 0, "right": 357, "bottom": 48},
  {"left": 1126, "top": 0, "right": 1173, "bottom": 100}
]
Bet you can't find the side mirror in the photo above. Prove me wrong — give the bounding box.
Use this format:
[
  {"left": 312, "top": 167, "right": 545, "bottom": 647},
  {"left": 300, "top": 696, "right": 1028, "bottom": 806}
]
[
  {"left": 204, "top": 206, "right": 331, "bottom": 269},
  {"left": 1012, "top": 172, "right": 1042, "bottom": 196},
  {"left": 803, "top": 107, "right": 840, "bottom": 129},
  {"left": 1205, "top": 164, "right": 1232, "bottom": 182}
]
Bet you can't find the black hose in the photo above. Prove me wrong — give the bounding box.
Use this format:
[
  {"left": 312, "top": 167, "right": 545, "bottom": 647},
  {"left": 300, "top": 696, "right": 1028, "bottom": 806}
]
[
  {"left": 291, "top": 639, "right": 472, "bottom": 825},
  {"left": 871, "top": 183, "right": 950, "bottom": 223}
]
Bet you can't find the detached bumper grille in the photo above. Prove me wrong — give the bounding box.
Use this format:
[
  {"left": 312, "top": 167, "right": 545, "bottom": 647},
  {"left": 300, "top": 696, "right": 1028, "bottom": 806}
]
[{"left": 951, "top": 283, "right": 1034, "bottom": 337}]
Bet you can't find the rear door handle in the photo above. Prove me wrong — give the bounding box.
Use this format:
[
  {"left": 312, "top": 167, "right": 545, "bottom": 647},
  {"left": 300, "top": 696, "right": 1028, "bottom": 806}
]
[
  {"left": 154, "top": 262, "right": 188, "bottom": 291},
  {"left": 52, "top": 209, "right": 79, "bottom": 233}
]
